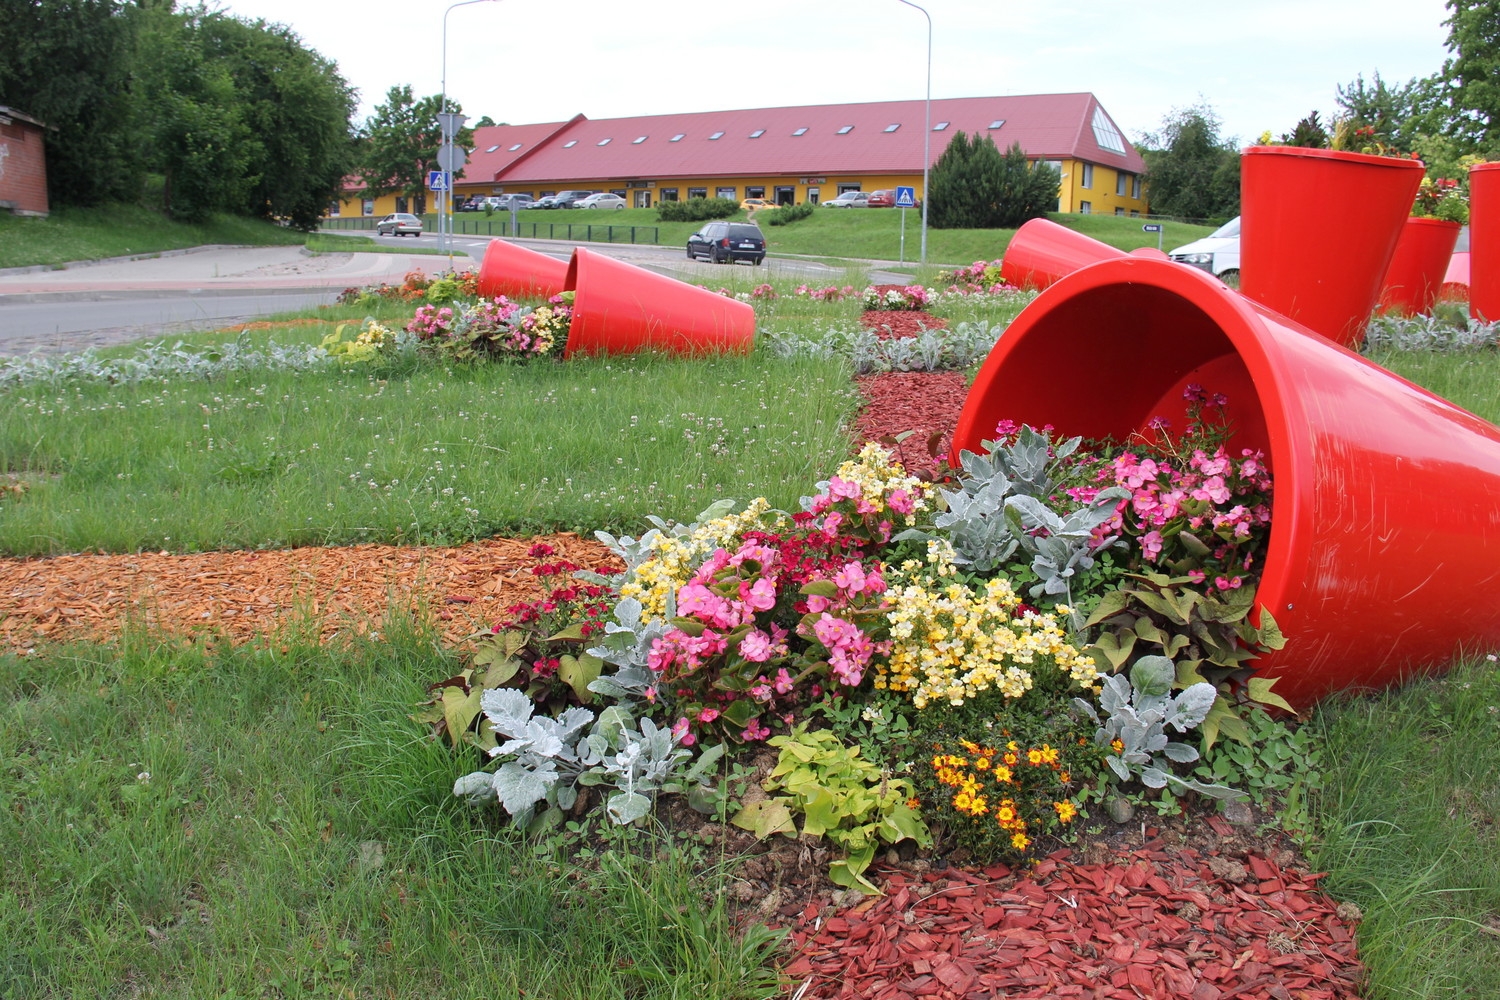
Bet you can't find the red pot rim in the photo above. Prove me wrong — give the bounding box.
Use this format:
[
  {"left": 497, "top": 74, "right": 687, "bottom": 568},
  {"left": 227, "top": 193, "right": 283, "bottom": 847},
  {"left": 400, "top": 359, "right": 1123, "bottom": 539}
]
[
  {"left": 1470, "top": 161, "right": 1500, "bottom": 175},
  {"left": 1404, "top": 216, "right": 1463, "bottom": 229},
  {"left": 1241, "top": 145, "right": 1425, "bottom": 171}
]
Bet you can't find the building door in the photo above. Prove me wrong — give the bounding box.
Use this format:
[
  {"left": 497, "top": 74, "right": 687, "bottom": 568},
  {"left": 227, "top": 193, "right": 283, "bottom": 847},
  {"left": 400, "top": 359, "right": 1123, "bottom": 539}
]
[
  {"left": 808, "top": 187, "right": 820, "bottom": 204},
  {"left": 774, "top": 186, "right": 795, "bottom": 206},
  {"left": 634, "top": 190, "right": 652, "bottom": 208}
]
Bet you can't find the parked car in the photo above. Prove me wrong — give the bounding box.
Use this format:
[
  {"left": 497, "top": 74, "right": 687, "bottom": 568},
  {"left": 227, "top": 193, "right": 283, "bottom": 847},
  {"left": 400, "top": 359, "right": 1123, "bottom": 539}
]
[
  {"left": 375, "top": 213, "right": 422, "bottom": 237},
  {"left": 823, "top": 190, "right": 869, "bottom": 208},
  {"left": 866, "top": 190, "right": 896, "bottom": 208},
  {"left": 454, "top": 196, "right": 480, "bottom": 212},
  {"left": 552, "top": 190, "right": 596, "bottom": 209},
  {"left": 740, "top": 197, "right": 778, "bottom": 213},
  {"left": 1168, "top": 216, "right": 1241, "bottom": 282},
  {"left": 686, "top": 220, "right": 767, "bottom": 265},
  {"left": 533, "top": 195, "right": 558, "bottom": 209},
  {"left": 481, "top": 194, "right": 534, "bottom": 211},
  {"left": 575, "top": 192, "right": 627, "bottom": 210}
]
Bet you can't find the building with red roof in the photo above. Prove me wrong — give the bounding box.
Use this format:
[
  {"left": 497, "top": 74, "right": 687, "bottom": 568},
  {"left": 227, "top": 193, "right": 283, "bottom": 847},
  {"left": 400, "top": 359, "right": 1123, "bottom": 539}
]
[{"left": 331, "top": 93, "right": 1148, "bottom": 219}]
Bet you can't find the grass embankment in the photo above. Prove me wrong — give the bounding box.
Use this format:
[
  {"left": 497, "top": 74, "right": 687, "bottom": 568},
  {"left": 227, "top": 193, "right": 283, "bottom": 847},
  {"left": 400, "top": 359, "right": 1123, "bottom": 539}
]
[{"left": 0, "top": 204, "right": 309, "bottom": 270}]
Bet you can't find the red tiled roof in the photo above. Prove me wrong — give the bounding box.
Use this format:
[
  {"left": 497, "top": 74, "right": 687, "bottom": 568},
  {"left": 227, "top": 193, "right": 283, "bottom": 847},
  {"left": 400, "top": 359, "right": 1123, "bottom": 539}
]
[{"left": 465, "top": 93, "right": 1143, "bottom": 186}]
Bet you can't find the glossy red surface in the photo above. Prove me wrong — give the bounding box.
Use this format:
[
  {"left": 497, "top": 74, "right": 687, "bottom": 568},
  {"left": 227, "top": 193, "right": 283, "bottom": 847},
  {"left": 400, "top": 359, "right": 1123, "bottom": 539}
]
[
  {"left": 1379, "top": 217, "right": 1462, "bottom": 316},
  {"left": 1000, "top": 218, "right": 1126, "bottom": 290},
  {"left": 1239, "top": 146, "right": 1424, "bottom": 347},
  {"left": 951, "top": 256, "right": 1500, "bottom": 709},
  {"left": 476, "top": 239, "right": 569, "bottom": 300},
  {"left": 562, "top": 247, "right": 755, "bottom": 357},
  {"left": 1469, "top": 162, "right": 1500, "bottom": 321}
]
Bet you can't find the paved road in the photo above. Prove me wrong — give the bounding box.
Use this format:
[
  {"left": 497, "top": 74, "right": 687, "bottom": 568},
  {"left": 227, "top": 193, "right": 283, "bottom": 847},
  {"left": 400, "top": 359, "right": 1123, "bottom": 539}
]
[{"left": 0, "top": 236, "right": 910, "bottom": 357}]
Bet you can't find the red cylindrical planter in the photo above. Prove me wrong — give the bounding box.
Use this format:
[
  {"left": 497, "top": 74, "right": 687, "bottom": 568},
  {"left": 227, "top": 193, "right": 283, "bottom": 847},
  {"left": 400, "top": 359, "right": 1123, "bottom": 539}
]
[
  {"left": 951, "top": 256, "right": 1500, "bottom": 710},
  {"left": 477, "top": 239, "right": 569, "bottom": 300},
  {"left": 1379, "top": 217, "right": 1462, "bottom": 316},
  {"left": 1443, "top": 250, "right": 1471, "bottom": 301},
  {"left": 1000, "top": 218, "right": 1126, "bottom": 290},
  {"left": 1469, "top": 162, "right": 1500, "bottom": 321},
  {"left": 1239, "top": 146, "right": 1425, "bottom": 348},
  {"left": 563, "top": 247, "right": 755, "bottom": 357}
]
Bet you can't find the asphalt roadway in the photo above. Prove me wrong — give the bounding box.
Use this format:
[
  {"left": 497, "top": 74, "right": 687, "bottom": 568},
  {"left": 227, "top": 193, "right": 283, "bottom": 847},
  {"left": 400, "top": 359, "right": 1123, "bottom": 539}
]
[{"left": 0, "top": 231, "right": 903, "bottom": 357}]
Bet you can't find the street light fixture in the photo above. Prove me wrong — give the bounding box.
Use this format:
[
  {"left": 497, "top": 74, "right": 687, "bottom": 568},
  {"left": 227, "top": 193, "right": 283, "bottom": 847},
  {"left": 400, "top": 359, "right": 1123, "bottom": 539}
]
[
  {"left": 440, "top": 0, "right": 500, "bottom": 255},
  {"left": 895, "top": 0, "right": 931, "bottom": 265}
]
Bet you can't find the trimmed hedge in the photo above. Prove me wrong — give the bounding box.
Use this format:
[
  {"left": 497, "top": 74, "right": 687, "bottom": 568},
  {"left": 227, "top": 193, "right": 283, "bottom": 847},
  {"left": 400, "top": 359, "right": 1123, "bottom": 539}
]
[{"left": 657, "top": 197, "right": 739, "bottom": 223}]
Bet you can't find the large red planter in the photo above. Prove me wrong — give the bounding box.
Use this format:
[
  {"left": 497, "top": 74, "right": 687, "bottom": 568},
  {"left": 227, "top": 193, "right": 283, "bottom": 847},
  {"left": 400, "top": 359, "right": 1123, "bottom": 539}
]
[
  {"left": 951, "top": 256, "right": 1500, "bottom": 710},
  {"left": 1469, "top": 162, "right": 1500, "bottom": 321},
  {"left": 1379, "top": 217, "right": 1462, "bottom": 316},
  {"left": 1239, "top": 146, "right": 1425, "bottom": 348},
  {"left": 477, "top": 239, "right": 570, "bottom": 300},
  {"left": 1000, "top": 218, "right": 1126, "bottom": 290},
  {"left": 562, "top": 247, "right": 755, "bottom": 358}
]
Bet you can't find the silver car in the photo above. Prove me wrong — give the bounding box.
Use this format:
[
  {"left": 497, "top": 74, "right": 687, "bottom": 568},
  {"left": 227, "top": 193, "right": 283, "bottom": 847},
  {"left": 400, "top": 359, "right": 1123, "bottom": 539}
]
[
  {"left": 375, "top": 213, "right": 422, "bottom": 237},
  {"left": 576, "top": 193, "right": 627, "bottom": 210}
]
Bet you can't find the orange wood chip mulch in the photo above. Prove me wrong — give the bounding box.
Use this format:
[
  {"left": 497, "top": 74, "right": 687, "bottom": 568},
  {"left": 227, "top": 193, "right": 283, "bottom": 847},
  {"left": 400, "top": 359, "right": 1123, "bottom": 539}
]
[
  {"left": 782, "top": 847, "right": 1363, "bottom": 1000},
  {"left": 0, "top": 533, "right": 617, "bottom": 653}
]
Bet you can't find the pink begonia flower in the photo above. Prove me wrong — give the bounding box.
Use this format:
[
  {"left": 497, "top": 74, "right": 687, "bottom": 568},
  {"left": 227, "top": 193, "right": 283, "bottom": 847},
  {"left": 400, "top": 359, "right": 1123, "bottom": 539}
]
[
  {"left": 804, "top": 593, "right": 831, "bottom": 614},
  {"left": 821, "top": 511, "right": 843, "bottom": 539},
  {"left": 750, "top": 683, "right": 773, "bottom": 702},
  {"left": 833, "top": 561, "right": 867, "bottom": 594},
  {"left": 827, "top": 476, "right": 861, "bottom": 501},
  {"left": 1141, "top": 530, "right": 1164, "bottom": 562},
  {"left": 1187, "top": 569, "right": 1207, "bottom": 584},
  {"left": 740, "top": 629, "right": 774, "bottom": 662},
  {"left": 742, "top": 719, "right": 771, "bottom": 741},
  {"left": 671, "top": 717, "right": 696, "bottom": 746},
  {"left": 676, "top": 582, "right": 720, "bottom": 617},
  {"left": 740, "top": 576, "right": 778, "bottom": 612},
  {"left": 730, "top": 542, "right": 778, "bottom": 570},
  {"left": 773, "top": 668, "right": 795, "bottom": 695},
  {"left": 697, "top": 707, "right": 720, "bottom": 723},
  {"left": 887, "top": 489, "right": 914, "bottom": 515}
]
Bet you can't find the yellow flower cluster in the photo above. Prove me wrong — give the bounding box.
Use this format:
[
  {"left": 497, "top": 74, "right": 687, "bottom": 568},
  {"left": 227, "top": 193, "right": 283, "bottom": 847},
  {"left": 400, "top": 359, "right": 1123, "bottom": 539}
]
[
  {"left": 618, "top": 497, "right": 786, "bottom": 621},
  {"left": 828, "top": 443, "right": 932, "bottom": 525},
  {"left": 322, "top": 319, "right": 393, "bottom": 365},
  {"left": 930, "top": 738, "right": 1078, "bottom": 854},
  {"left": 878, "top": 543, "right": 1098, "bottom": 708}
]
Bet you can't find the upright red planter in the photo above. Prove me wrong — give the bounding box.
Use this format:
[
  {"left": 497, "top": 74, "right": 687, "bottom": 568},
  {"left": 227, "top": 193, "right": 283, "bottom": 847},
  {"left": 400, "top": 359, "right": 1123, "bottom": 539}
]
[
  {"left": 1469, "top": 162, "right": 1500, "bottom": 321},
  {"left": 1000, "top": 218, "right": 1126, "bottom": 290},
  {"left": 477, "top": 239, "right": 570, "bottom": 300},
  {"left": 951, "top": 256, "right": 1500, "bottom": 710},
  {"left": 1379, "top": 216, "right": 1462, "bottom": 316},
  {"left": 1239, "top": 146, "right": 1424, "bottom": 348},
  {"left": 563, "top": 247, "right": 755, "bottom": 358}
]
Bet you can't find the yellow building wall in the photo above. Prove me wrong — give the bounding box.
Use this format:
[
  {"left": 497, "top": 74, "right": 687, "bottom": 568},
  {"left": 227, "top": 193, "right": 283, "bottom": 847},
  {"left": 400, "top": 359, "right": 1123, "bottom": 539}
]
[
  {"left": 329, "top": 192, "right": 404, "bottom": 218},
  {"left": 1057, "top": 159, "right": 1150, "bottom": 216}
]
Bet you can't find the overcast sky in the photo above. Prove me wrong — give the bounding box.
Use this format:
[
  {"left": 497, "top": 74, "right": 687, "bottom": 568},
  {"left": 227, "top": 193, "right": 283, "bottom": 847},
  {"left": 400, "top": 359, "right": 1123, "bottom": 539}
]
[{"left": 215, "top": 0, "right": 1454, "bottom": 148}]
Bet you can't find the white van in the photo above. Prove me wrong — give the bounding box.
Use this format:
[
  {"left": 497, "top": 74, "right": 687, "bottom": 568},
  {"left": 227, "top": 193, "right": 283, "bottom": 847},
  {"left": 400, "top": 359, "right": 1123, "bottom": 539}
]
[{"left": 1168, "top": 216, "right": 1241, "bottom": 282}]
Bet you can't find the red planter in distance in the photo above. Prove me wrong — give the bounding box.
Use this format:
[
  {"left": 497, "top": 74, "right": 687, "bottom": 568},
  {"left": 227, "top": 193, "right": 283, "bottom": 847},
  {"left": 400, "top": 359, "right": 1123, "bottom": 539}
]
[
  {"left": 1000, "top": 218, "right": 1126, "bottom": 290},
  {"left": 562, "top": 247, "right": 755, "bottom": 358},
  {"left": 1443, "top": 250, "right": 1471, "bottom": 301},
  {"left": 951, "top": 255, "right": 1500, "bottom": 710},
  {"left": 1239, "top": 146, "right": 1424, "bottom": 348},
  {"left": 1379, "top": 217, "right": 1462, "bottom": 316},
  {"left": 477, "top": 239, "right": 569, "bottom": 300},
  {"left": 1469, "top": 162, "right": 1500, "bottom": 321}
]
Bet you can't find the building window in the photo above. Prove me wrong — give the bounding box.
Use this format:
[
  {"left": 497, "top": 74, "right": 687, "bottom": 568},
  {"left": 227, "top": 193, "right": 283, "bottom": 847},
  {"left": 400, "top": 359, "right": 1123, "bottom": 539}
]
[
  {"left": 485, "top": 144, "right": 500, "bottom": 153},
  {"left": 792, "top": 127, "right": 808, "bottom": 136},
  {"left": 597, "top": 138, "right": 611, "bottom": 146},
  {"left": 563, "top": 140, "right": 577, "bottom": 148},
  {"left": 749, "top": 129, "right": 765, "bottom": 138},
  {"left": 660, "top": 188, "right": 679, "bottom": 201},
  {"left": 508, "top": 143, "right": 522, "bottom": 151},
  {"left": 1081, "top": 163, "right": 1094, "bottom": 188},
  {"left": 1115, "top": 207, "right": 1125, "bottom": 216},
  {"left": 633, "top": 135, "right": 647, "bottom": 144},
  {"left": 988, "top": 119, "right": 1005, "bottom": 130},
  {"left": 837, "top": 125, "right": 854, "bottom": 134},
  {"left": 362, "top": 198, "right": 374, "bottom": 216},
  {"left": 1079, "top": 201, "right": 1092, "bottom": 214},
  {"left": 746, "top": 186, "right": 765, "bottom": 199},
  {"left": 1132, "top": 175, "right": 1141, "bottom": 199},
  {"left": 670, "top": 133, "right": 685, "bottom": 142},
  {"left": 774, "top": 185, "right": 794, "bottom": 205},
  {"left": 933, "top": 121, "right": 950, "bottom": 131},
  {"left": 837, "top": 183, "right": 861, "bottom": 194},
  {"left": 1130, "top": 209, "right": 1140, "bottom": 217},
  {"left": 716, "top": 186, "right": 736, "bottom": 200},
  {"left": 327, "top": 201, "right": 341, "bottom": 217},
  {"left": 1116, "top": 171, "right": 1128, "bottom": 196},
  {"left": 709, "top": 131, "right": 724, "bottom": 140},
  {"left": 688, "top": 187, "right": 707, "bottom": 199},
  {"left": 884, "top": 123, "right": 900, "bottom": 132},
  {"left": 1091, "top": 106, "right": 1127, "bottom": 154}
]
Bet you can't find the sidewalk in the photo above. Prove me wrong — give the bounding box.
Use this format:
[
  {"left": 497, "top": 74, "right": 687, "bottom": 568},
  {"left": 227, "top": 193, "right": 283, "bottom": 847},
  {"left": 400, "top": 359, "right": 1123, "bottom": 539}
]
[{"left": 0, "top": 245, "right": 477, "bottom": 302}]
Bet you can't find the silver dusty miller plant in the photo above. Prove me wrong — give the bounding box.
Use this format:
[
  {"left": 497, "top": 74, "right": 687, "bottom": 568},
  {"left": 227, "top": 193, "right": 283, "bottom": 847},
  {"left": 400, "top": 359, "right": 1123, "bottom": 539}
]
[
  {"left": 453, "top": 688, "right": 723, "bottom": 827},
  {"left": 1072, "top": 656, "right": 1243, "bottom": 801}
]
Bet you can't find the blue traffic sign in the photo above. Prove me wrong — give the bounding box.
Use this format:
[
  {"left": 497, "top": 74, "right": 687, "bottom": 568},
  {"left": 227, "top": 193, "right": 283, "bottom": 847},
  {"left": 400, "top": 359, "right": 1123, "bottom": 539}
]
[
  {"left": 1142, "top": 223, "right": 1162, "bottom": 232},
  {"left": 427, "top": 170, "right": 450, "bottom": 192},
  {"left": 895, "top": 186, "right": 917, "bottom": 208}
]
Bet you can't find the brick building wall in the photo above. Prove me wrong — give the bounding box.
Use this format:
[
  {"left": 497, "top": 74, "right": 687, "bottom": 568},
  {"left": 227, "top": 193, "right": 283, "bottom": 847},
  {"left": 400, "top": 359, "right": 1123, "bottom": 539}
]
[{"left": 0, "top": 109, "right": 51, "bottom": 216}]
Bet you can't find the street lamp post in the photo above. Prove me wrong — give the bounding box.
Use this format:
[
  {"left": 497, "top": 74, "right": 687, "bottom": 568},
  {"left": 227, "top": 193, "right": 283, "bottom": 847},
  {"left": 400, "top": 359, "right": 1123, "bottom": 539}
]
[
  {"left": 440, "top": 0, "right": 499, "bottom": 255},
  {"left": 896, "top": 0, "right": 931, "bottom": 265}
]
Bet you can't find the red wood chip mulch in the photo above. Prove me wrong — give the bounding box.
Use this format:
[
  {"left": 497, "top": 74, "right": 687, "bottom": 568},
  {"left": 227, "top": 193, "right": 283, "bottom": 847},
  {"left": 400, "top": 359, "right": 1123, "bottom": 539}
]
[
  {"left": 780, "top": 848, "right": 1363, "bottom": 1000},
  {"left": 859, "top": 310, "right": 950, "bottom": 339}
]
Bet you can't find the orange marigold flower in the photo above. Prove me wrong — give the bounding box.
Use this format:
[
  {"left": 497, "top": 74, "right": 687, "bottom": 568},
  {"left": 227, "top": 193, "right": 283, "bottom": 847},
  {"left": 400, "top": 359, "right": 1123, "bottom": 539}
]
[
  {"left": 1026, "top": 748, "right": 1044, "bottom": 766},
  {"left": 993, "top": 766, "right": 1013, "bottom": 784},
  {"left": 975, "top": 757, "right": 990, "bottom": 770},
  {"left": 907, "top": 797, "right": 921, "bottom": 810},
  {"left": 1011, "top": 832, "right": 1031, "bottom": 851},
  {"left": 1003, "top": 751, "right": 1019, "bottom": 767},
  {"left": 995, "top": 802, "right": 1016, "bottom": 824},
  {"left": 969, "top": 796, "right": 989, "bottom": 815},
  {"left": 1054, "top": 800, "right": 1078, "bottom": 823},
  {"left": 1110, "top": 738, "right": 1125, "bottom": 755},
  {"left": 1059, "top": 770, "right": 1071, "bottom": 784},
  {"left": 1007, "top": 740, "right": 1019, "bottom": 751},
  {"left": 960, "top": 739, "right": 981, "bottom": 753}
]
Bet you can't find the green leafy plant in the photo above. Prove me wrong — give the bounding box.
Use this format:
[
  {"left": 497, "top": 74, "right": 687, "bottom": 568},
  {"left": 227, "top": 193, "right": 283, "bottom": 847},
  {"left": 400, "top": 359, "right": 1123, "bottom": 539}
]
[
  {"left": 1191, "top": 707, "right": 1324, "bottom": 839},
  {"left": 731, "top": 725, "right": 930, "bottom": 893},
  {"left": 763, "top": 202, "right": 814, "bottom": 225}
]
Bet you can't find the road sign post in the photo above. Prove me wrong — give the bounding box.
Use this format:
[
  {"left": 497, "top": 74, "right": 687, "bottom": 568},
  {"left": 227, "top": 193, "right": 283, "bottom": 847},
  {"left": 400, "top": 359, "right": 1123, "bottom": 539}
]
[
  {"left": 1142, "top": 222, "right": 1163, "bottom": 251},
  {"left": 895, "top": 186, "right": 917, "bottom": 263}
]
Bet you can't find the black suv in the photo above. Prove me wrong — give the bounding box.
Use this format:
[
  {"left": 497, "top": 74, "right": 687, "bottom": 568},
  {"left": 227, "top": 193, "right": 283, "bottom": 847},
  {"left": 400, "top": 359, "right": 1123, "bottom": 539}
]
[{"left": 687, "top": 221, "right": 767, "bottom": 265}]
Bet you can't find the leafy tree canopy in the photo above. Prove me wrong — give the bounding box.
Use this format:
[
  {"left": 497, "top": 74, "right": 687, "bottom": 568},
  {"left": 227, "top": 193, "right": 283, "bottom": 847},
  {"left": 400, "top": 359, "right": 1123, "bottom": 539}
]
[
  {"left": 357, "top": 86, "right": 475, "bottom": 216},
  {"left": 927, "top": 133, "right": 1058, "bottom": 229},
  {"left": 1138, "top": 102, "right": 1240, "bottom": 221}
]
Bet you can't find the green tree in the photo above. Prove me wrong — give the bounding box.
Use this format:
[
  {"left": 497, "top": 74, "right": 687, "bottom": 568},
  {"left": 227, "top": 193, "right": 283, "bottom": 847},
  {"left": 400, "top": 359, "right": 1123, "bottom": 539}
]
[
  {"left": 1440, "top": 0, "right": 1500, "bottom": 152},
  {"left": 0, "top": 0, "right": 141, "bottom": 206},
  {"left": 928, "top": 133, "right": 1055, "bottom": 228},
  {"left": 358, "top": 87, "right": 473, "bottom": 216},
  {"left": 1139, "top": 103, "right": 1240, "bottom": 220},
  {"left": 1336, "top": 71, "right": 1443, "bottom": 153}
]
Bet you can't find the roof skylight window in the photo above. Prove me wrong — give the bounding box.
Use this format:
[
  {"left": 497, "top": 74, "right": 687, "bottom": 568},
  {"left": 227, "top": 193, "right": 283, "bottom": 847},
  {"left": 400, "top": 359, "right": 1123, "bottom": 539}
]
[
  {"left": 837, "top": 125, "right": 854, "bottom": 134},
  {"left": 508, "top": 143, "right": 522, "bottom": 151},
  {"left": 709, "top": 131, "right": 724, "bottom": 139},
  {"left": 485, "top": 144, "right": 500, "bottom": 153},
  {"left": 749, "top": 129, "right": 765, "bottom": 138},
  {"left": 933, "top": 121, "right": 950, "bottom": 131},
  {"left": 792, "top": 127, "right": 808, "bottom": 136},
  {"left": 563, "top": 140, "right": 577, "bottom": 148},
  {"left": 884, "top": 123, "right": 900, "bottom": 132},
  {"left": 670, "top": 133, "right": 685, "bottom": 141},
  {"left": 1091, "top": 106, "right": 1127, "bottom": 154},
  {"left": 597, "top": 138, "right": 611, "bottom": 146},
  {"left": 988, "top": 119, "right": 1005, "bottom": 130},
  {"left": 633, "top": 135, "right": 647, "bottom": 143}
]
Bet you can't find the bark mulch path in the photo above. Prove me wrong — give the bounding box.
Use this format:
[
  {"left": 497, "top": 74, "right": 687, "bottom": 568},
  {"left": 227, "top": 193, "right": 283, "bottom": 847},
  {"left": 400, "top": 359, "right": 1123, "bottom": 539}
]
[{"left": 780, "top": 847, "right": 1362, "bottom": 1000}]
